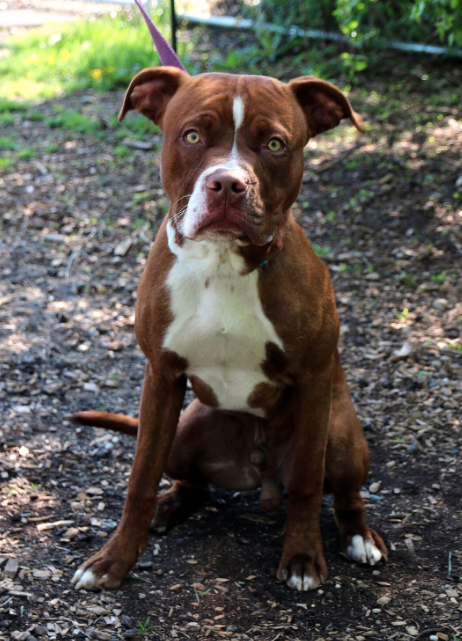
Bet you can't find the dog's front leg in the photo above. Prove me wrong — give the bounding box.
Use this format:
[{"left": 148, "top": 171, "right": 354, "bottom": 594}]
[
  {"left": 277, "top": 362, "right": 333, "bottom": 591},
  {"left": 72, "top": 361, "right": 186, "bottom": 590}
]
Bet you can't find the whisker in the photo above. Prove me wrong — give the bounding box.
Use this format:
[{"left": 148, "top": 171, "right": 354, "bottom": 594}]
[
  {"left": 170, "top": 206, "right": 188, "bottom": 223},
  {"left": 171, "top": 193, "right": 192, "bottom": 209}
]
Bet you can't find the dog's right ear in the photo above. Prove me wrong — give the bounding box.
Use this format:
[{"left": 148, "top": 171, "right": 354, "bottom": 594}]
[{"left": 118, "top": 66, "right": 187, "bottom": 126}]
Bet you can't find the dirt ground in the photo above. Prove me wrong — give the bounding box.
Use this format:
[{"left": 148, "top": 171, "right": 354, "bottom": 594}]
[{"left": 1, "top": 20, "right": 462, "bottom": 641}]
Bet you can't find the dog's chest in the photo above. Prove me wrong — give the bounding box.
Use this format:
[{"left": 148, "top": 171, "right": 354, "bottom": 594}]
[{"left": 163, "top": 224, "right": 283, "bottom": 416}]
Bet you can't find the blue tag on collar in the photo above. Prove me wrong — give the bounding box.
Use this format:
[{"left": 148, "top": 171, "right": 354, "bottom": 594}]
[{"left": 260, "top": 260, "right": 269, "bottom": 266}]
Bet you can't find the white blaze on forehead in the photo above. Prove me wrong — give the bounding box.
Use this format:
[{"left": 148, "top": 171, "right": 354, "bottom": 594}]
[
  {"left": 232, "top": 95, "right": 245, "bottom": 133},
  {"left": 179, "top": 95, "right": 247, "bottom": 238}
]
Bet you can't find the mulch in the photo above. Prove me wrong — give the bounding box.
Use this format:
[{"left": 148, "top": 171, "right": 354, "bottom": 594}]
[{"left": 1, "top": 32, "right": 461, "bottom": 641}]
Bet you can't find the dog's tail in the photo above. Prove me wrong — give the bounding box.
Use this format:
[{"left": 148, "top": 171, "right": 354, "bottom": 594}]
[{"left": 70, "top": 411, "right": 139, "bottom": 437}]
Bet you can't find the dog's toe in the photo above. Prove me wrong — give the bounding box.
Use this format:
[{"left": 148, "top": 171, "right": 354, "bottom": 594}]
[
  {"left": 72, "top": 567, "right": 101, "bottom": 590},
  {"left": 345, "top": 534, "right": 383, "bottom": 566},
  {"left": 72, "top": 564, "right": 123, "bottom": 591},
  {"left": 278, "top": 553, "right": 326, "bottom": 591}
]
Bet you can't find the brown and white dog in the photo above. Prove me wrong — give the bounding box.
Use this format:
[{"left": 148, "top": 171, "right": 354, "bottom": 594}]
[{"left": 71, "top": 67, "right": 387, "bottom": 592}]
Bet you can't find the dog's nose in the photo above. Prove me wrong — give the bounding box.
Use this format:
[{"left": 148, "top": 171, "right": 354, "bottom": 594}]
[{"left": 205, "top": 169, "right": 247, "bottom": 202}]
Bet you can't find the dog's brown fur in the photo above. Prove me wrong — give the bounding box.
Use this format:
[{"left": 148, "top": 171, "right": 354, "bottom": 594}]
[{"left": 71, "top": 69, "right": 386, "bottom": 592}]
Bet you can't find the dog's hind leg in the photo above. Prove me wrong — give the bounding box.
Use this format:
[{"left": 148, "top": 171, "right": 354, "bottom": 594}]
[
  {"left": 325, "top": 350, "right": 387, "bottom": 565},
  {"left": 153, "top": 399, "right": 263, "bottom": 530}
]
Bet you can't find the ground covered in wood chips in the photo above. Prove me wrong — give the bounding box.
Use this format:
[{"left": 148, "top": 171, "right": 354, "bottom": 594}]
[{"left": 1, "top": 24, "right": 462, "bottom": 641}]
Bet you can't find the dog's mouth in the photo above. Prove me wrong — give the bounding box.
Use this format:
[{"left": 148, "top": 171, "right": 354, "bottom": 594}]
[{"left": 198, "top": 219, "right": 250, "bottom": 242}]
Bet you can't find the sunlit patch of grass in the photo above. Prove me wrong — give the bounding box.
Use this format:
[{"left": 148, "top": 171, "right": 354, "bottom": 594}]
[{"left": 0, "top": 9, "right": 190, "bottom": 102}]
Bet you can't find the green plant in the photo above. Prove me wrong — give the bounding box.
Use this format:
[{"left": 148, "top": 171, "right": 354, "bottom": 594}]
[
  {"left": 114, "top": 145, "right": 131, "bottom": 159},
  {"left": 411, "top": 0, "right": 462, "bottom": 46},
  {"left": 0, "top": 136, "right": 19, "bottom": 151},
  {"left": 0, "top": 157, "right": 13, "bottom": 169},
  {"left": 334, "top": 0, "right": 462, "bottom": 47},
  {"left": 46, "top": 109, "right": 100, "bottom": 134},
  {"left": 27, "top": 110, "right": 46, "bottom": 121},
  {"left": 137, "top": 617, "right": 152, "bottom": 636},
  {"left": 396, "top": 307, "right": 410, "bottom": 321},
  {"left": 312, "top": 244, "right": 332, "bottom": 257},
  {"left": 0, "top": 99, "right": 28, "bottom": 112},
  {"left": 431, "top": 270, "right": 447, "bottom": 283},
  {"left": 0, "top": 113, "right": 14, "bottom": 126},
  {"left": 194, "top": 585, "right": 211, "bottom": 602},
  {"left": 18, "top": 148, "right": 36, "bottom": 160}
]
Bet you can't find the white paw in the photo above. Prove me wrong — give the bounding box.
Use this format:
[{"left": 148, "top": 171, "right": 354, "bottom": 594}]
[
  {"left": 71, "top": 566, "right": 105, "bottom": 590},
  {"left": 287, "top": 572, "right": 317, "bottom": 591},
  {"left": 346, "top": 534, "right": 383, "bottom": 566}
]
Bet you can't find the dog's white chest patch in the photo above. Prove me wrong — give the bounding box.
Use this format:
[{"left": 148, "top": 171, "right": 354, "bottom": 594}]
[{"left": 163, "top": 222, "right": 283, "bottom": 416}]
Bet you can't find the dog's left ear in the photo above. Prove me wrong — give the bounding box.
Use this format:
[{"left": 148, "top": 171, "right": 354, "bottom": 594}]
[{"left": 289, "top": 76, "right": 365, "bottom": 137}]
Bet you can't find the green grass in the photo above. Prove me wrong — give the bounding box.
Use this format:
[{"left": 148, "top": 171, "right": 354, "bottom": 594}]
[
  {"left": 18, "top": 148, "right": 36, "bottom": 160},
  {"left": 0, "top": 157, "right": 13, "bottom": 169},
  {"left": 0, "top": 136, "right": 19, "bottom": 151},
  {"left": 44, "top": 143, "right": 59, "bottom": 154},
  {"left": 312, "top": 244, "right": 332, "bottom": 257},
  {"left": 0, "top": 113, "right": 14, "bottom": 126},
  {"left": 0, "top": 99, "right": 28, "bottom": 112},
  {"left": 46, "top": 108, "right": 101, "bottom": 134},
  {"left": 431, "top": 270, "right": 447, "bottom": 283},
  {"left": 27, "top": 110, "right": 46, "bottom": 122},
  {"left": 0, "top": 9, "right": 188, "bottom": 102}
]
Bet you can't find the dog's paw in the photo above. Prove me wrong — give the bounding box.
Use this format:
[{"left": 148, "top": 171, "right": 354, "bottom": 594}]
[
  {"left": 72, "top": 565, "right": 120, "bottom": 591},
  {"left": 344, "top": 531, "right": 387, "bottom": 566},
  {"left": 277, "top": 553, "right": 327, "bottom": 591},
  {"left": 72, "top": 558, "right": 124, "bottom": 591},
  {"left": 151, "top": 483, "right": 207, "bottom": 532},
  {"left": 71, "top": 536, "right": 140, "bottom": 590}
]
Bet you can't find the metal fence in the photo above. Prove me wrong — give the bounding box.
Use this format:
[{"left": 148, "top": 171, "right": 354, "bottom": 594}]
[{"left": 66, "top": 0, "right": 462, "bottom": 58}]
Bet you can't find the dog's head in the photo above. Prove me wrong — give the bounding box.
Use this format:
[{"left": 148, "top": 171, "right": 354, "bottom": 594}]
[{"left": 119, "top": 67, "right": 363, "bottom": 248}]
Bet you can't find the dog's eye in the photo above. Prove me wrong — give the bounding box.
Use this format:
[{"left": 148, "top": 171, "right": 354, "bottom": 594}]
[
  {"left": 184, "top": 130, "right": 201, "bottom": 145},
  {"left": 267, "top": 138, "right": 284, "bottom": 152}
]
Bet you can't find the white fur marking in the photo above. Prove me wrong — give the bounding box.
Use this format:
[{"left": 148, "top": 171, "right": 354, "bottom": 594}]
[
  {"left": 231, "top": 95, "right": 245, "bottom": 160},
  {"left": 287, "top": 573, "right": 317, "bottom": 591},
  {"left": 347, "top": 534, "right": 382, "bottom": 565},
  {"left": 303, "top": 574, "right": 316, "bottom": 591},
  {"left": 179, "top": 159, "right": 247, "bottom": 239},
  {"left": 71, "top": 566, "right": 83, "bottom": 583},
  {"left": 72, "top": 567, "right": 100, "bottom": 590},
  {"left": 288, "top": 574, "right": 303, "bottom": 591},
  {"left": 164, "top": 223, "right": 283, "bottom": 417},
  {"left": 232, "top": 96, "right": 244, "bottom": 133}
]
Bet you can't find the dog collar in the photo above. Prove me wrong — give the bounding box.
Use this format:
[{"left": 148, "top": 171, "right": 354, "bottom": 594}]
[{"left": 133, "top": 0, "right": 188, "bottom": 73}]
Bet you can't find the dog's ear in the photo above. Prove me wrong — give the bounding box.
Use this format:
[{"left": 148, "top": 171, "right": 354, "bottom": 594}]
[
  {"left": 289, "top": 76, "right": 365, "bottom": 137},
  {"left": 119, "top": 66, "right": 187, "bottom": 126}
]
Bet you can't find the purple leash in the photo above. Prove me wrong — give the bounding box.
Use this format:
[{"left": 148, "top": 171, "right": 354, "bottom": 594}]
[{"left": 133, "top": 0, "right": 189, "bottom": 73}]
